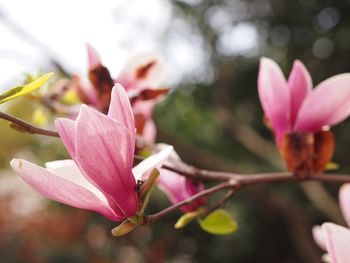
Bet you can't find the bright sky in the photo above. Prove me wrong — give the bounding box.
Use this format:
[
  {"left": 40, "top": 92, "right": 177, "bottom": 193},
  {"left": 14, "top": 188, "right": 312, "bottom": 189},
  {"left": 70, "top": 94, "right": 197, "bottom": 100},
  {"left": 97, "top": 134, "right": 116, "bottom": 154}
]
[
  {"left": 0, "top": 0, "right": 173, "bottom": 87},
  {"left": 0, "top": 0, "right": 261, "bottom": 90}
]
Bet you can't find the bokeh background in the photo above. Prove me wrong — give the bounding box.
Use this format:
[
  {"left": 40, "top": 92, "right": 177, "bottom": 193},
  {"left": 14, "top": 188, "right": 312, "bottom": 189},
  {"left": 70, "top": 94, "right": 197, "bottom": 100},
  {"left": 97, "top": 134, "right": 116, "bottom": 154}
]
[{"left": 1, "top": 0, "right": 350, "bottom": 262}]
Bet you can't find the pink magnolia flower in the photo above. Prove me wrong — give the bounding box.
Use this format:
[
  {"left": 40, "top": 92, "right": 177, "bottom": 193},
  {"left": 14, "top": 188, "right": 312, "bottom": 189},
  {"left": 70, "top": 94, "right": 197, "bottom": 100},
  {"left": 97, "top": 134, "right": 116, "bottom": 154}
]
[
  {"left": 312, "top": 184, "right": 350, "bottom": 262},
  {"left": 258, "top": 58, "right": 350, "bottom": 142},
  {"left": 11, "top": 85, "right": 172, "bottom": 222},
  {"left": 258, "top": 58, "right": 350, "bottom": 174},
  {"left": 156, "top": 146, "right": 205, "bottom": 212}
]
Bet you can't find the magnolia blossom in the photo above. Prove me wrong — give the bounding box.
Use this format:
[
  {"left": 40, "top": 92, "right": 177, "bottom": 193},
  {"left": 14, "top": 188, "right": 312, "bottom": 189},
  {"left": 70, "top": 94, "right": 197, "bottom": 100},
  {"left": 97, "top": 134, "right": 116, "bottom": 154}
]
[
  {"left": 11, "top": 85, "right": 172, "bottom": 221},
  {"left": 156, "top": 146, "right": 205, "bottom": 212},
  {"left": 258, "top": 58, "right": 350, "bottom": 174},
  {"left": 258, "top": 58, "right": 350, "bottom": 142},
  {"left": 87, "top": 44, "right": 163, "bottom": 93},
  {"left": 85, "top": 44, "right": 164, "bottom": 142},
  {"left": 312, "top": 184, "right": 350, "bottom": 262}
]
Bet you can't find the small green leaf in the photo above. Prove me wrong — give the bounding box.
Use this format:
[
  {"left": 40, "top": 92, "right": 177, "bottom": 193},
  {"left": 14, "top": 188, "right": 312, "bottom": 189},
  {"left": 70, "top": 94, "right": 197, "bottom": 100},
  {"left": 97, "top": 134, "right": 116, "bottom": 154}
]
[
  {"left": 0, "top": 72, "right": 53, "bottom": 104},
  {"left": 198, "top": 209, "right": 238, "bottom": 235},
  {"left": 175, "top": 208, "right": 205, "bottom": 229},
  {"left": 325, "top": 162, "right": 339, "bottom": 171}
]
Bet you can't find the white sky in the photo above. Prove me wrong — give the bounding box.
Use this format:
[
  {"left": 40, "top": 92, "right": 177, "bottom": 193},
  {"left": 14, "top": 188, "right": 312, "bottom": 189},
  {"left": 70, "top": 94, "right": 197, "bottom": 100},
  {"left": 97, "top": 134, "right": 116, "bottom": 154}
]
[
  {"left": 0, "top": 0, "right": 174, "bottom": 87},
  {"left": 0, "top": 0, "right": 261, "bottom": 90}
]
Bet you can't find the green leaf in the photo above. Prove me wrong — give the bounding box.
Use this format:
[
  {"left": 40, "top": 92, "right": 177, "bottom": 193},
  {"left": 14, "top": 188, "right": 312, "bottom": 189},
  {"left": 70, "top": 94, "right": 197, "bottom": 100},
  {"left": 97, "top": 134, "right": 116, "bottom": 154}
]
[
  {"left": 175, "top": 208, "right": 205, "bottom": 229},
  {"left": 0, "top": 72, "right": 53, "bottom": 104},
  {"left": 198, "top": 209, "right": 238, "bottom": 235}
]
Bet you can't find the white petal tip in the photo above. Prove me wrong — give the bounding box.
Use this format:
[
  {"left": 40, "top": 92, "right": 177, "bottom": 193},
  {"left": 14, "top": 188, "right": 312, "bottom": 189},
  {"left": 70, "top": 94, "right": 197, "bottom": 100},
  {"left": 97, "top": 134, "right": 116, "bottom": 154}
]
[
  {"left": 162, "top": 145, "right": 174, "bottom": 156},
  {"left": 10, "top": 159, "right": 23, "bottom": 170},
  {"left": 114, "top": 83, "right": 124, "bottom": 89}
]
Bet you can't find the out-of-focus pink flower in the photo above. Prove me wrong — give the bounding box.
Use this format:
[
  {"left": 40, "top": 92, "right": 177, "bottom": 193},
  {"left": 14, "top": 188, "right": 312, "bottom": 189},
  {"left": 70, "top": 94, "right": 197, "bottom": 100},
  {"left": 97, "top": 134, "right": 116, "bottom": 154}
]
[
  {"left": 156, "top": 147, "right": 205, "bottom": 213},
  {"left": 312, "top": 184, "right": 350, "bottom": 262},
  {"left": 116, "top": 52, "right": 164, "bottom": 92},
  {"left": 258, "top": 58, "right": 350, "bottom": 142},
  {"left": 85, "top": 44, "right": 166, "bottom": 143},
  {"left": 86, "top": 44, "right": 102, "bottom": 70},
  {"left": 258, "top": 58, "right": 350, "bottom": 175},
  {"left": 11, "top": 85, "right": 172, "bottom": 221}
]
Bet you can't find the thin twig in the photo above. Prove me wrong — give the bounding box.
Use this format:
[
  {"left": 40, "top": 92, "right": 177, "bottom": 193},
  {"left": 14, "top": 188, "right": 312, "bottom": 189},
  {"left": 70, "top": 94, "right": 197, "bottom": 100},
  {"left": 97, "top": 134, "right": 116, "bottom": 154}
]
[
  {"left": 144, "top": 181, "right": 236, "bottom": 224},
  {"left": 144, "top": 172, "right": 350, "bottom": 224},
  {"left": 0, "top": 111, "right": 59, "bottom": 137}
]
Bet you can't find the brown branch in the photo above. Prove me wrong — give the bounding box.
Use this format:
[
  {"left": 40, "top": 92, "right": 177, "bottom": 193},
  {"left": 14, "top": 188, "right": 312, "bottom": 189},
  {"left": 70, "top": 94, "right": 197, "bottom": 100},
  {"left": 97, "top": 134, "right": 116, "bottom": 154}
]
[
  {"left": 144, "top": 172, "right": 350, "bottom": 224},
  {"left": 144, "top": 181, "right": 235, "bottom": 224},
  {"left": 0, "top": 111, "right": 59, "bottom": 137}
]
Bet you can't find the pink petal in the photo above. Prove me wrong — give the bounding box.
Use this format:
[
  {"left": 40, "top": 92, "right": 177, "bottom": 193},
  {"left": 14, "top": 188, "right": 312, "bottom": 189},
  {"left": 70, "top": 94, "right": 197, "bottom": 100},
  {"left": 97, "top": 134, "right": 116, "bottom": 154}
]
[
  {"left": 294, "top": 74, "right": 350, "bottom": 132},
  {"left": 339, "top": 184, "right": 350, "bottom": 227},
  {"left": 157, "top": 168, "right": 204, "bottom": 212},
  {"left": 323, "top": 222, "right": 350, "bottom": 263},
  {"left": 117, "top": 52, "right": 163, "bottom": 90},
  {"left": 312, "top": 225, "right": 326, "bottom": 250},
  {"left": 78, "top": 82, "right": 98, "bottom": 106},
  {"left": 45, "top": 159, "right": 108, "bottom": 203},
  {"left": 10, "top": 159, "right": 122, "bottom": 221},
  {"left": 86, "top": 43, "right": 102, "bottom": 69},
  {"left": 142, "top": 119, "right": 157, "bottom": 144},
  {"left": 185, "top": 177, "right": 205, "bottom": 196},
  {"left": 45, "top": 159, "right": 128, "bottom": 220},
  {"left": 288, "top": 60, "right": 312, "bottom": 127},
  {"left": 132, "top": 146, "right": 173, "bottom": 181},
  {"left": 258, "top": 58, "right": 291, "bottom": 140},
  {"left": 133, "top": 100, "right": 155, "bottom": 119},
  {"left": 157, "top": 168, "right": 187, "bottom": 204},
  {"left": 55, "top": 118, "right": 76, "bottom": 158},
  {"left": 75, "top": 105, "right": 138, "bottom": 217},
  {"left": 107, "top": 84, "right": 135, "bottom": 148}
]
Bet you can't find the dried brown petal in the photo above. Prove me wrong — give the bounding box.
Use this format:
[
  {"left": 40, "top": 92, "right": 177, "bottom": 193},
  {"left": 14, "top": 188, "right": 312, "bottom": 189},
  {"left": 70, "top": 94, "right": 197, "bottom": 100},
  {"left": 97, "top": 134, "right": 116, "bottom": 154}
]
[
  {"left": 88, "top": 65, "right": 114, "bottom": 113},
  {"left": 135, "top": 61, "right": 156, "bottom": 80},
  {"left": 130, "top": 88, "right": 169, "bottom": 104},
  {"left": 314, "top": 131, "right": 335, "bottom": 173},
  {"left": 279, "top": 131, "right": 334, "bottom": 177},
  {"left": 134, "top": 113, "right": 146, "bottom": 135}
]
